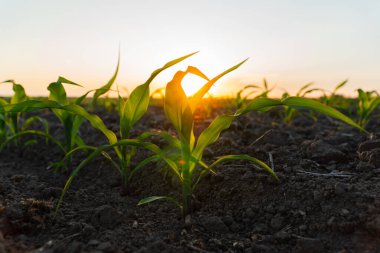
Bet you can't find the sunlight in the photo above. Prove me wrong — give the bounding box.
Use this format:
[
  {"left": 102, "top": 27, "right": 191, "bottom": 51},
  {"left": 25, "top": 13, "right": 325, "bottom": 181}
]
[
  {"left": 181, "top": 74, "right": 207, "bottom": 97},
  {"left": 181, "top": 74, "right": 219, "bottom": 97}
]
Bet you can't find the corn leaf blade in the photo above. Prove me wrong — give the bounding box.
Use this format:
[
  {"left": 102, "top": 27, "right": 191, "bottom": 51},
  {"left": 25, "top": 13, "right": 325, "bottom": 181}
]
[
  {"left": 189, "top": 58, "right": 248, "bottom": 111},
  {"left": 92, "top": 55, "right": 120, "bottom": 107},
  {"left": 208, "top": 154, "right": 279, "bottom": 182},
  {"left": 138, "top": 196, "right": 182, "bottom": 208},
  {"left": 282, "top": 97, "right": 365, "bottom": 131}
]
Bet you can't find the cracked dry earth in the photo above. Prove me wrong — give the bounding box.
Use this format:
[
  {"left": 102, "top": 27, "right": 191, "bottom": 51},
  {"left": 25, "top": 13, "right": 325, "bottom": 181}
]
[{"left": 0, "top": 106, "right": 379, "bottom": 252}]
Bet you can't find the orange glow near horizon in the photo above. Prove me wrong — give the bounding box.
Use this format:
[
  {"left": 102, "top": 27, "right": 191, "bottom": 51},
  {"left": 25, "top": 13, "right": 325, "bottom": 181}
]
[{"left": 1, "top": 1, "right": 380, "bottom": 98}]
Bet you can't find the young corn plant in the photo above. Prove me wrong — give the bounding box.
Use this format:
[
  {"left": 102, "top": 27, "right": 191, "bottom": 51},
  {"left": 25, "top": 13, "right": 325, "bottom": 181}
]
[
  {"left": 45, "top": 57, "right": 120, "bottom": 165},
  {"left": 320, "top": 80, "right": 348, "bottom": 107},
  {"left": 0, "top": 59, "right": 119, "bottom": 164},
  {"left": 49, "top": 52, "right": 198, "bottom": 210},
  {"left": 356, "top": 89, "right": 380, "bottom": 128},
  {"left": 138, "top": 63, "right": 365, "bottom": 218},
  {"left": 280, "top": 83, "right": 322, "bottom": 124},
  {"left": 0, "top": 52, "right": 120, "bottom": 154},
  {"left": 1, "top": 52, "right": 197, "bottom": 213},
  {"left": 0, "top": 80, "right": 49, "bottom": 149},
  {"left": 234, "top": 79, "right": 273, "bottom": 109}
]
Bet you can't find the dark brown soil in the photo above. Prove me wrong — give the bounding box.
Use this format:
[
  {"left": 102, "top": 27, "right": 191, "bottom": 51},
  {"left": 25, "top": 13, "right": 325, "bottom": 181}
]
[{"left": 0, "top": 105, "right": 379, "bottom": 253}]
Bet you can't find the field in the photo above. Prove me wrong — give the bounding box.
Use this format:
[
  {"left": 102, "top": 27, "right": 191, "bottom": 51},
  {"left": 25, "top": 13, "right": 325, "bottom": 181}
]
[{"left": 0, "top": 55, "right": 379, "bottom": 252}]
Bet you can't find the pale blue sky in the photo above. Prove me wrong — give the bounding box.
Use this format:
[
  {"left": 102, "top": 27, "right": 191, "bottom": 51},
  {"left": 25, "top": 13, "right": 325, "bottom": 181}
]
[{"left": 1, "top": 0, "right": 379, "bottom": 97}]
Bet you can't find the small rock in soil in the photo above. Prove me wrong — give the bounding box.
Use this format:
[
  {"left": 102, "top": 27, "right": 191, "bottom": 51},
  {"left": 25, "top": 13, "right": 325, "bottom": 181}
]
[
  {"left": 230, "top": 222, "right": 240, "bottom": 232},
  {"left": 299, "top": 225, "right": 307, "bottom": 231},
  {"left": 82, "top": 223, "right": 96, "bottom": 237},
  {"left": 366, "top": 215, "right": 380, "bottom": 235},
  {"left": 200, "top": 216, "right": 229, "bottom": 233},
  {"left": 184, "top": 215, "right": 192, "bottom": 228},
  {"left": 274, "top": 230, "right": 291, "bottom": 240},
  {"left": 270, "top": 214, "right": 284, "bottom": 229},
  {"left": 222, "top": 215, "right": 234, "bottom": 226},
  {"left": 334, "top": 182, "right": 347, "bottom": 195},
  {"left": 356, "top": 161, "right": 375, "bottom": 171},
  {"left": 40, "top": 187, "right": 62, "bottom": 199},
  {"left": 294, "top": 237, "right": 324, "bottom": 253},
  {"left": 97, "top": 241, "right": 114, "bottom": 253},
  {"left": 341, "top": 209, "right": 350, "bottom": 216},
  {"left": 248, "top": 243, "right": 274, "bottom": 253},
  {"left": 368, "top": 149, "right": 380, "bottom": 167},
  {"left": 358, "top": 139, "right": 380, "bottom": 152},
  {"left": 313, "top": 190, "right": 323, "bottom": 201},
  {"left": 91, "top": 205, "right": 121, "bottom": 229},
  {"left": 66, "top": 241, "right": 84, "bottom": 253},
  {"left": 253, "top": 222, "right": 268, "bottom": 233},
  {"left": 88, "top": 239, "right": 100, "bottom": 247},
  {"left": 245, "top": 208, "right": 254, "bottom": 219},
  {"left": 327, "top": 216, "right": 335, "bottom": 226},
  {"left": 233, "top": 241, "right": 244, "bottom": 249},
  {"left": 11, "top": 174, "right": 25, "bottom": 183},
  {"left": 264, "top": 130, "right": 291, "bottom": 145},
  {"left": 136, "top": 238, "right": 171, "bottom": 253},
  {"left": 306, "top": 140, "right": 346, "bottom": 163}
]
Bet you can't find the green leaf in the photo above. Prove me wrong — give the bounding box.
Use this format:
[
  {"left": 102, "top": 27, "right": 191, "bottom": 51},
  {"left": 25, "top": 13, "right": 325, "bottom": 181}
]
[
  {"left": 164, "top": 70, "right": 195, "bottom": 146},
  {"left": 21, "top": 116, "right": 49, "bottom": 143},
  {"left": 0, "top": 130, "right": 65, "bottom": 153},
  {"left": 237, "top": 98, "right": 283, "bottom": 115},
  {"left": 129, "top": 155, "right": 160, "bottom": 180},
  {"left": 121, "top": 52, "right": 197, "bottom": 139},
  {"left": 11, "top": 84, "right": 28, "bottom": 104},
  {"left": 282, "top": 97, "right": 365, "bottom": 132},
  {"left": 48, "top": 82, "right": 69, "bottom": 106},
  {"left": 137, "top": 196, "right": 182, "bottom": 208},
  {"left": 145, "top": 51, "right": 198, "bottom": 85},
  {"left": 333, "top": 80, "right": 348, "bottom": 94},
  {"left": 296, "top": 82, "right": 313, "bottom": 97},
  {"left": 121, "top": 82, "right": 151, "bottom": 138},
  {"left": 193, "top": 115, "right": 235, "bottom": 160},
  {"left": 1, "top": 100, "right": 118, "bottom": 146},
  {"left": 0, "top": 98, "right": 8, "bottom": 106},
  {"left": 71, "top": 116, "right": 85, "bottom": 147},
  {"left": 92, "top": 53, "right": 120, "bottom": 107},
  {"left": 189, "top": 58, "right": 248, "bottom": 111},
  {"left": 208, "top": 154, "right": 279, "bottom": 182},
  {"left": 138, "top": 131, "right": 181, "bottom": 149},
  {"left": 57, "top": 76, "right": 82, "bottom": 87}
]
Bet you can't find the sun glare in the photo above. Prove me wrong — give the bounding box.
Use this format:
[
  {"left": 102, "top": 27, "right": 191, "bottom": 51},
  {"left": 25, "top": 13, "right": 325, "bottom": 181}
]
[
  {"left": 181, "top": 74, "right": 219, "bottom": 97},
  {"left": 181, "top": 74, "right": 207, "bottom": 97}
]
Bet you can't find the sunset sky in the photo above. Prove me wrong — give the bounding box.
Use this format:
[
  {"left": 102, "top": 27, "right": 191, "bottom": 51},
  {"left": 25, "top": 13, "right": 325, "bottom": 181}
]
[{"left": 1, "top": 0, "right": 379, "bottom": 97}]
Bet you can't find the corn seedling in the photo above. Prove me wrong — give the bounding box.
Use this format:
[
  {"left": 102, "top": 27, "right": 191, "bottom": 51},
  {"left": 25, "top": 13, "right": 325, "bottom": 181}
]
[
  {"left": 356, "top": 89, "right": 380, "bottom": 128},
  {"left": 234, "top": 78, "right": 273, "bottom": 109},
  {"left": 320, "top": 80, "right": 348, "bottom": 107},
  {"left": 280, "top": 83, "right": 322, "bottom": 124},
  {"left": 45, "top": 57, "right": 120, "bottom": 165},
  {"left": 138, "top": 62, "right": 364, "bottom": 218},
  {"left": 0, "top": 80, "right": 50, "bottom": 149},
  {"left": 0, "top": 56, "right": 120, "bottom": 159},
  {"left": 1, "top": 52, "right": 197, "bottom": 212},
  {"left": 48, "top": 52, "right": 198, "bottom": 211}
]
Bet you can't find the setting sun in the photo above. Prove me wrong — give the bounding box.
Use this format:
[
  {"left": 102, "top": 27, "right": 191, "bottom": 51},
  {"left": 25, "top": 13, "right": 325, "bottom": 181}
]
[
  {"left": 181, "top": 73, "right": 220, "bottom": 97},
  {"left": 181, "top": 74, "right": 207, "bottom": 97}
]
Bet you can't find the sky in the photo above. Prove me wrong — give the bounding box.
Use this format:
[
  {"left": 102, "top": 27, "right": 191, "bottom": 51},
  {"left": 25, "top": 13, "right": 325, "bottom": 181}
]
[{"left": 1, "top": 0, "right": 379, "bottom": 98}]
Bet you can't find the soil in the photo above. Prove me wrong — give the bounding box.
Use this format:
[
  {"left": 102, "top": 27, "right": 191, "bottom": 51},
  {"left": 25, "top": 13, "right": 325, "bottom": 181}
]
[{"left": 0, "top": 104, "right": 379, "bottom": 253}]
